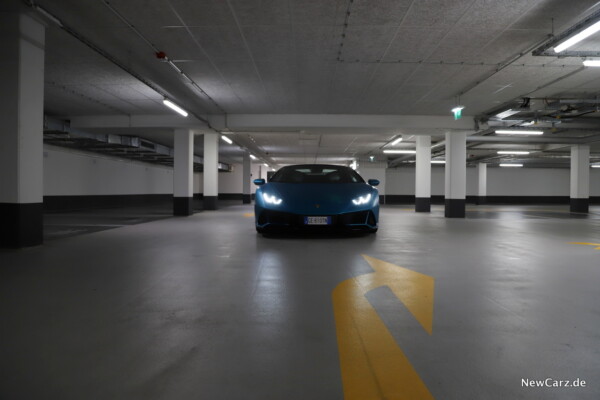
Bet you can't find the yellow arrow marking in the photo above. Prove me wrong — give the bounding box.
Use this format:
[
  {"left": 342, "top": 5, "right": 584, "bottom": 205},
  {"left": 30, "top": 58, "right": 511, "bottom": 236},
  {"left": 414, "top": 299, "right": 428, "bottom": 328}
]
[
  {"left": 332, "top": 254, "right": 435, "bottom": 400},
  {"left": 569, "top": 242, "right": 600, "bottom": 250},
  {"left": 243, "top": 212, "right": 255, "bottom": 218}
]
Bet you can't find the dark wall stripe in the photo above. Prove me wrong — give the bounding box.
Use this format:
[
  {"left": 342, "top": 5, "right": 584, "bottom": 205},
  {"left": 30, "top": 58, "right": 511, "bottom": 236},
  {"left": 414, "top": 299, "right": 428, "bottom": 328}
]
[{"left": 0, "top": 203, "right": 43, "bottom": 248}]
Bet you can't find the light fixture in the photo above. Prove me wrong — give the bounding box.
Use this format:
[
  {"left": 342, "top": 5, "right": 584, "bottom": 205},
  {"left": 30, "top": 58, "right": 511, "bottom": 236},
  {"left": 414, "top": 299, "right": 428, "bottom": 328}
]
[
  {"left": 495, "top": 130, "right": 543, "bottom": 135},
  {"left": 592, "top": 164, "right": 600, "bottom": 168},
  {"left": 390, "top": 136, "right": 403, "bottom": 146},
  {"left": 495, "top": 109, "right": 521, "bottom": 119},
  {"left": 221, "top": 135, "right": 232, "bottom": 144},
  {"left": 500, "top": 163, "right": 523, "bottom": 167},
  {"left": 383, "top": 150, "right": 417, "bottom": 154},
  {"left": 554, "top": 20, "right": 600, "bottom": 53},
  {"left": 431, "top": 160, "right": 446, "bottom": 164},
  {"left": 497, "top": 151, "right": 530, "bottom": 155},
  {"left": 583, "top": 59, "right": 600, "bottom": 67},
  {"left": 369, "top": 155, "right": 375, "bottom": 162},
  {"left": 250, "top": 154, "right": 257, "bottom": 160},
  {"left": 263, "top": 163, "right": 269, "bottom": 167},
  {"left": 162, "top": 99, "right": 188, "bottom": 117}
]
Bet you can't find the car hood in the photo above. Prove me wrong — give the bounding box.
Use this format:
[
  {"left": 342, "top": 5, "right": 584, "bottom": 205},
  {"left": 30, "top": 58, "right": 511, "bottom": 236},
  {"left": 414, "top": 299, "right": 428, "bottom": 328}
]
[{"left": 262, "top": 182, "right": 377, "bottom": 214}]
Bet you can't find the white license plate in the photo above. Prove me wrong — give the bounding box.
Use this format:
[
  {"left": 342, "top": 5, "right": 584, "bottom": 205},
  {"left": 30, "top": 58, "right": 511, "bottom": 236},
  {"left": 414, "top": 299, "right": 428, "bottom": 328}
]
[{"left": 304, "top": 216, "right": 331, "bottom": 225}]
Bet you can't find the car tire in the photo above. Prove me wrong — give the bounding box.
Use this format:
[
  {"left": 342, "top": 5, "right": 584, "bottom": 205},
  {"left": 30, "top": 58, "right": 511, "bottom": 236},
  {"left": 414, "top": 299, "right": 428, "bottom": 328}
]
[{"left": 256, "top": 227, "right": 264, "bottom": 234}]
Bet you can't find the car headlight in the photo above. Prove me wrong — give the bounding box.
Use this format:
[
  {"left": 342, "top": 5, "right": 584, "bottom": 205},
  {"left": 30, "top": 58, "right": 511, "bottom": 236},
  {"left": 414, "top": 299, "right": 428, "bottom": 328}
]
[
  {"left": 352, "top": 193, "right": 371, "bottom": 205},
  {"left": 262, "top": 192, "right": 282, "bottom": 205}
]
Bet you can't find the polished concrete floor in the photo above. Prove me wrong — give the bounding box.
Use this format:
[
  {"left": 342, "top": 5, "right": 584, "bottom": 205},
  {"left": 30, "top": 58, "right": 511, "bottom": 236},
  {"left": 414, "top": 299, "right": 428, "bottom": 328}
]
[{"left": 1, "top": 204, "right": 599, "bottom": 399}]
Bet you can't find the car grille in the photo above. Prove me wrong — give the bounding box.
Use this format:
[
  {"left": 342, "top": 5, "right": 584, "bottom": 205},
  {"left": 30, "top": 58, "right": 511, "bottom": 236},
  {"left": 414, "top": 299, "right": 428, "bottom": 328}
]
[{"left": 258, "top": 210, "right": 376, "bottom": 228}]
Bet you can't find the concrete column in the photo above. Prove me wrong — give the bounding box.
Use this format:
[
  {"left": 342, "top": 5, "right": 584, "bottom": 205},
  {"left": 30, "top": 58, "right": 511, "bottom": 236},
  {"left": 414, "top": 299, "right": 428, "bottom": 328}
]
[
  {"left": 173, "top": 129, "right": 194, "bottom": 216},
  {"left": 570, "top": 145, "right": 590, "bottom": 213},
  {"left": 203, "top": 133, "right": 219, "bottom": 210},
  {"left": 444, "top": 132, "right": 467, "bottom": 218},
  {"left": 0, "top": 12, "right": 45, "bottom": 247},
  {"left": 477, "top": 163, "right": 487, "bottom": 205},
  {"left": 242, "top": 151, "right": 251, "bottom": 204},
  {"left": 415, "top": 136, "right": 431, "bottom": 212}
]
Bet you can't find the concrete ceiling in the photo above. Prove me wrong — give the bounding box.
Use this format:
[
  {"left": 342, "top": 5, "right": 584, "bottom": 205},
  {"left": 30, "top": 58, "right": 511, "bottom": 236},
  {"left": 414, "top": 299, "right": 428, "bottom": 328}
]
[{"left": 16, "top": 0, "right": 600, "bottom": 167}]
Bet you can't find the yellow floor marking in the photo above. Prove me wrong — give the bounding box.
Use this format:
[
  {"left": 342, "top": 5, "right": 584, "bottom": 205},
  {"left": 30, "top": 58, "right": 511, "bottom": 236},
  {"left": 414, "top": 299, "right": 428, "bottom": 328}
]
[
  {"left": 243, "top": 212, "right": 254, "bottom": 218},
  {"left": 569, "top": 242, "right": 600, "bottom": 250},
  {"left": 332, "top": 254, "right": 435, "bottom": 400}
]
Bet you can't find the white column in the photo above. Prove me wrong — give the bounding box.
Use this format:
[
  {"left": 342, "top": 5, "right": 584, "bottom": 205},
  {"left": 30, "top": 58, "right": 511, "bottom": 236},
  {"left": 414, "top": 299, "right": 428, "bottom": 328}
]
[
  {"left": 415, "top": 136, "right": 431, "bottom": 212},
  {"left": 203, "top": 133, "right": 219, "bottom": 210},
  {"left": 444, "top": 132, "right": 467, "bottom": 218},
  {"left": 0, "top": 12, "right": 45, "bottom": 247},
  {"left": 570, "top": 145, "right": 590, "bottom": 213},
  {"left": 477, "top": 163, "right": 487, "bottom": 205},
  {"left": 242, "top": 151, "right": 251, "bottom": 204},
  {"left": 173, "top": 129, "right": 194, "bottom": 215}
]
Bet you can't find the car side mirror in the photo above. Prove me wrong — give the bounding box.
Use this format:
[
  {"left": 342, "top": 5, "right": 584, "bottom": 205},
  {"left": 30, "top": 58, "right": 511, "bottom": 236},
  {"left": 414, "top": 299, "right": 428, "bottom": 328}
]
[
  {"left": 253, "top": 179, "right": 266, "bottom": 186},
  {"left": 368, "top": 179, "right": 380, "bottom": 186}
]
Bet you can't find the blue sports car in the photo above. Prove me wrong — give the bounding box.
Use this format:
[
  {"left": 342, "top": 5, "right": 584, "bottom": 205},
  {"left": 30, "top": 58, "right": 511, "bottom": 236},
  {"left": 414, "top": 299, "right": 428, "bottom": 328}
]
[{"left": 253, "top": 164, "right": 380, "bottom": 234}]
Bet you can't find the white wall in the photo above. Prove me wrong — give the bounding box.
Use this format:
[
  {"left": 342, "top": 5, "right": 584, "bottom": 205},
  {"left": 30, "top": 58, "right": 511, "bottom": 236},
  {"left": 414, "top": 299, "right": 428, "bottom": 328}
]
[
  {"left": 386, "top": 166, "right": 600, "bottom": 196},
  {"left": 44, "top": 145, "right": 173, "bottom": 195},
  {"left": 359, "top": 163, "right": 387, "bottom": 195},
  {"left": 42, "top": 146, "right": 600, "bottom": 197}
]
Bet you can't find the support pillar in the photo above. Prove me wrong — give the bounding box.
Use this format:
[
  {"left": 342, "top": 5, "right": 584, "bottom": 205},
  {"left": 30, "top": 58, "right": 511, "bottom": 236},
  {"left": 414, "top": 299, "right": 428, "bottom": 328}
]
[
  {"left": 444, "top": 132, "right": 467, "bottom": 218},
  {"left": 173, "top": 129, "right": 194, "bottom": 216},
  {"left": 415, "top": 136, "right": 431, "bottom": 212},
  {"left": 570, "top": 145, "right": 590, "bottom": 213},
  {"left": 477, "top": 163, "right": 487, "bottom": 205},
  {"left": 0, "top": 12, "right": 45, "bottom": 247},
  {"left": 203, "top": 133, "right": 219, "bottom": 210},
  {"left": 242, "top": 151, "right": 251, "bottom": 204}
]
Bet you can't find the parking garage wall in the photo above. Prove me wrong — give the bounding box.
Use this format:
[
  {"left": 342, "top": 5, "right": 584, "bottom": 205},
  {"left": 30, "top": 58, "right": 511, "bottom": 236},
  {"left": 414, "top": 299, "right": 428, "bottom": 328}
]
[
  {"left": 43, "top": 147, "right": 257, "bottom": 210},
  {"left": 386, "top": 167, "right": 600, "bottom": 203}
]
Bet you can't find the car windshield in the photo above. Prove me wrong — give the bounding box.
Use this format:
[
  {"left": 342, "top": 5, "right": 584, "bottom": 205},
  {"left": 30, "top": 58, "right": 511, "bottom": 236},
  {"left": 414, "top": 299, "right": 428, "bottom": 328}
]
[{"left": 270, "top": 165, "right": 365, "bottom": 184}]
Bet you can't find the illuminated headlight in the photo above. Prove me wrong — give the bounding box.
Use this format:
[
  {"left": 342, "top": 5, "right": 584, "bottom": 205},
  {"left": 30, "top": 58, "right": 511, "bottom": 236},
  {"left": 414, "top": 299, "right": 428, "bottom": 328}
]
[
  {"left": 262, "top": 192, "right": 282, "bottom": 205},
  {"left": 352, "top": 193, "right": 371, "bottom": 205}
]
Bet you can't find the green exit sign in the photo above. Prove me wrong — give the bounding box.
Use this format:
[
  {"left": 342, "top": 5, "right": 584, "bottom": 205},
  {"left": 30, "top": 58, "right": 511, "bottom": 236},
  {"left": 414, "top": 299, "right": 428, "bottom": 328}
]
[{"left": 452, "top": 106, "right": 464, "bottom": 120}]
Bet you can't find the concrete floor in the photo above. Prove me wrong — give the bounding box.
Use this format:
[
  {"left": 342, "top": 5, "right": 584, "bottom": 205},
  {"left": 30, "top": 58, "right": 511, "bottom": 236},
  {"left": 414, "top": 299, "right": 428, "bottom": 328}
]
[{"left": 1, "top": 204, "right": 599, "bottom": 399}]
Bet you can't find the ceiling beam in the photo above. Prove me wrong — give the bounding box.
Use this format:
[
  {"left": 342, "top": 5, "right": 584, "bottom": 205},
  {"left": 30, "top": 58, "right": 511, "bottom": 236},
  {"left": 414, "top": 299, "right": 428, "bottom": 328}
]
[
  {"left": 70, "top": 115, "right": 209, "bottom": 130},
  {"left": 208, "top": 114, "right": 476, "bottom": 132}
]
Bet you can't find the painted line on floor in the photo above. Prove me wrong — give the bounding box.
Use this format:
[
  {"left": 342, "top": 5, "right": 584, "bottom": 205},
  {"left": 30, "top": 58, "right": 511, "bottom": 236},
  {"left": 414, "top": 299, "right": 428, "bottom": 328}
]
[
  {"left": 332, "top": 254, "right": 435, "bottom": 400},
  {"left": 243, "top": 212, "right": 255, "bottom": 218},
  {"left": 569, "top": 242, "right": 600, "bottom": 250}
]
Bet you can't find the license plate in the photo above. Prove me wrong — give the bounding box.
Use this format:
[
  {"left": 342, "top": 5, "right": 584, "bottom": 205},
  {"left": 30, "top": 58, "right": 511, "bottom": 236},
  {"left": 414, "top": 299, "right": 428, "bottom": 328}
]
[{"left": 304, "top": 216, "right": 331, "bottom": 225}]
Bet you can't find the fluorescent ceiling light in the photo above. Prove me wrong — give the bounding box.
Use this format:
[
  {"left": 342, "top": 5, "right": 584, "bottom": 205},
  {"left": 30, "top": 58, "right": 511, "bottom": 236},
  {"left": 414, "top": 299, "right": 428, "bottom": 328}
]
[
  {"left": 497, "top": 151, "right": 530, "bottom": 155},
  {"left": 383, "top": 150, "right": 416, "bottom": 154},
  {"left": 263, "top": 163, "right": 269, "bottom": 167},
  {"left": 250, "top": 154, "right": 257, "bottom": 160},
  {"left": 221, "top": 135, "right": 232, "bottom": 144},
  {"left": 495, "top": 109, "right": 521, "bottom": 119},
  {"left": 451, "top": 106, "right": 464, "bottom": 113},
  {"left": 495, "top": 130, "right": 543, "bottom": 135},
  {"left": 554, "top": 20, "right": 600, "bottom": 53},
  {"left": 592, "top": 164, "right": 600, "bottom": 168},
  {"left": 431, "top": 160, "right": 446, "bottom": 164},
  {"left": 500, "top": 163, "right": 523, "bottom": 167},
  {"left": 583, "top": 59, "right": 600, "bottom": 67},
  {"left": 390, "top": 136, "right": 403, "bottom": 146},
  {"left": 162, "top": 99, "right": 188, "bottom": 117}
]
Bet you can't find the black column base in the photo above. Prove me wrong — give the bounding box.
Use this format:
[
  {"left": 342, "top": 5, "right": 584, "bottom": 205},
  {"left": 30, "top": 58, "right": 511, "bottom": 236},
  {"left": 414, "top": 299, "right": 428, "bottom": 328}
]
[
  {"left": 475, "top": 196, "right": 487, "bottom": 205},
  {"left": 173, "top": 197, "right": 193, "bottom": 216},
  {"left": 242, "top": 194, "right": 251, "bottom": 204},
  {"left": 415, "top": 197, "right": 431, "bottom": 212},
  {"left": 445, "top": 199, "right": 466, "bottom": 218},
  {"left": 0, "top": 203, "right": 43, "bottom": 247},
  {"left": 570, "top": 198, "right": 589, "bottom": 213},
  {"left": 204, "top": 196, "right": 218, "bottom": 210}
]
